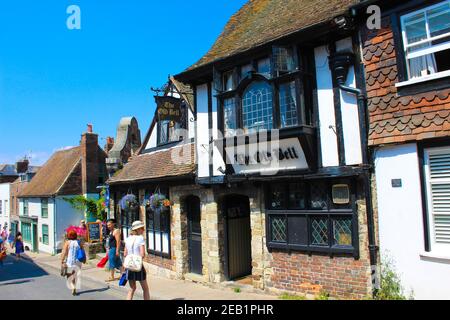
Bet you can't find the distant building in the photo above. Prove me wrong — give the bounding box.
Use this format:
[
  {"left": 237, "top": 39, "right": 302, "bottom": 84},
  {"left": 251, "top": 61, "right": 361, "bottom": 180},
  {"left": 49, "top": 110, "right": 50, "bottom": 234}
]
[
  {"left": 17, "top": 125, "right": 107, "bottom": 254},
  {"left": 0, "top": 160, "right": 39, "bottom": 234}
]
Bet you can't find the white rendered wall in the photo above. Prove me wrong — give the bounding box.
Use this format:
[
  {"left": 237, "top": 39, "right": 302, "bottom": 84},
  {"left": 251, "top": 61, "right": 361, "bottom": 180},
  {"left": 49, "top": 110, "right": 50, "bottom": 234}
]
[
  {"left": 314, "top": 45, "right": 339, "bottom": 167},
  {"left": 196, "top": 83, "right": 210, "bottom": 178},
  {"left": 55, "top": 196, "right": 85, "bottom": 253},
  {"left": 212, "top": 85, "right": 225, "bottom": 177},
  {"left": 0, "top": 183, "right": 10, "bottom": 228},
  {"left": 335, "top": 38, "right": 362, "bottom": 165},
  {"left": 375, "top": 143, "right": 450, "bottom": 299}
]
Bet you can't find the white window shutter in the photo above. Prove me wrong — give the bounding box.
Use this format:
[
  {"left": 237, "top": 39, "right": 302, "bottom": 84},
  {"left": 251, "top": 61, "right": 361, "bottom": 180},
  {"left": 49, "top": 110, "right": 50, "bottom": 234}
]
[{"left": 427, "top": 150, "right": 450, "bottom": 247}]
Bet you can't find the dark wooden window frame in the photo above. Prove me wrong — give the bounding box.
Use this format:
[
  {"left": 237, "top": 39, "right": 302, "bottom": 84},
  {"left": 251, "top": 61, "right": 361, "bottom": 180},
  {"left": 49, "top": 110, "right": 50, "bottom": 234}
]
[
  {"left": 145, "top": 206, "right": 171, "bottom": 259},
  {"left": 216, "top": 45, "right": 314, "bottom": 136},
  {"left": 390, "top": 0, "right": 450, "bottom": 94},
  {"left": 265, "top": 179, "right": 359, "bottom": 258}
]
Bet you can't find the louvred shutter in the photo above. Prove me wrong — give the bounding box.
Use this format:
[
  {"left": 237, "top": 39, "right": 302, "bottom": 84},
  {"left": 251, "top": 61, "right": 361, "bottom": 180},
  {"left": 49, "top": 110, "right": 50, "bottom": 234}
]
[{"left": 428, "top": 151, "right": 450, "bottom": 245}]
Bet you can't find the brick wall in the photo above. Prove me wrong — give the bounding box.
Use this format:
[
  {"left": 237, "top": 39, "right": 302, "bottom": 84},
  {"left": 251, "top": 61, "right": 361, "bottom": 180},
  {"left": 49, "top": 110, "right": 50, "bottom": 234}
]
[{"left": 363, "top": 16, "right": 450, "bottom": 146}]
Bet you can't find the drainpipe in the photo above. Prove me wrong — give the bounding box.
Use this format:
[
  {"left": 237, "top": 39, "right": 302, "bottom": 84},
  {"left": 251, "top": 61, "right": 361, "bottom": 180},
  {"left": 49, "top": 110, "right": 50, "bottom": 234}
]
[
  {"left": 53, "top": 196, "right": 57, "bottom": 255},
  {"left": 329, "top": 52, "right": 379, "bottom": 296}
]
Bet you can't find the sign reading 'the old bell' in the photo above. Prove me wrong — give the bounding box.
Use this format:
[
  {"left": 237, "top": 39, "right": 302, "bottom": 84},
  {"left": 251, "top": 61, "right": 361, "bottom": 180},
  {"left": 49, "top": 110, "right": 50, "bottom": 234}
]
[{"left": 155, "top": 96, "right": 182, "bottom": 122}]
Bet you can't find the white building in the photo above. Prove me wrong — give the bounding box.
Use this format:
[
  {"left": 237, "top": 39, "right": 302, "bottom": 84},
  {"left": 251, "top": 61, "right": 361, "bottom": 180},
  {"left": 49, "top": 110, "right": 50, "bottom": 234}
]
[{"left": 18, "top": 127, "right": 108, "bottom": 254}]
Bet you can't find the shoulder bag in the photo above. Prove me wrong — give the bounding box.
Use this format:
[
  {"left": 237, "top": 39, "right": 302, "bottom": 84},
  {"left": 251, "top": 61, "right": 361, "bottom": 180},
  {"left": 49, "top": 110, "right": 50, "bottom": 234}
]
[{"left": 123, "top": 236, "right": 143, "bottom": 272}]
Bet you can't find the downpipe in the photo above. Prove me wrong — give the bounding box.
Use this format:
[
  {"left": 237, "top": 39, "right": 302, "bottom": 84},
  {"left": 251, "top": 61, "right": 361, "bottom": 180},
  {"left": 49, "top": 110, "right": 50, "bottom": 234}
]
[{"left": 330, "top": 52, "right": 379, "bottom": 296}]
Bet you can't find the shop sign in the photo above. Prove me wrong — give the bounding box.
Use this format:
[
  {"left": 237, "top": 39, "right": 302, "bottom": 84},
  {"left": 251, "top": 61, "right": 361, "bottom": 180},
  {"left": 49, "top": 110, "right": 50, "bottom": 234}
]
[
  {"left": 225, "top": 138, "right": 308, "bottom": 175},
  {"left": 155, "top": 96, "right": 182, "bottom": 122}
]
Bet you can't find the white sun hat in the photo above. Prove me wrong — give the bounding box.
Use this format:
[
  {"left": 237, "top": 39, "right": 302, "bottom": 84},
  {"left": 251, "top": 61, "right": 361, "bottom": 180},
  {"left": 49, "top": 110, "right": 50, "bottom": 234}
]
[{"left": 131, "top": 220, "right": 145, "bottom": 231}]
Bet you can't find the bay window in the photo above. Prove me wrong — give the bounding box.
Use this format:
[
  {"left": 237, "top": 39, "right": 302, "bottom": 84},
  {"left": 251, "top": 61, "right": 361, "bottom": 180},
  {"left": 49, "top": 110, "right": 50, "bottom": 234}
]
[
  {"left": 217, "top": 44, "right": 311, "bottom": 136},
  {"left": 242, "top": 81, "right": 273, "bottom": 133},
  {"left": 401, "top": 1, "right": 450, "bottom": 80},
  {"left": 266, "top": 180, "right": 357, "bottom": 255}
]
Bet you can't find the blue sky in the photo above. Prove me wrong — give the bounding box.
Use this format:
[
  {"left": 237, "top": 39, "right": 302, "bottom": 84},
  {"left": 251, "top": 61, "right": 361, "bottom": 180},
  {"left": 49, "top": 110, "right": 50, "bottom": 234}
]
[{"left": 0, "top": 0, "right": 246, "bottom": 165}]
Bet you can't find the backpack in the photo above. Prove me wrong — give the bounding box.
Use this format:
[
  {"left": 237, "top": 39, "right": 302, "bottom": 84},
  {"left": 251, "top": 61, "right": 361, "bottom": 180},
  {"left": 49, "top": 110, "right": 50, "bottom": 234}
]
[{"left": 76, "top": 240, "right": 86, "bottom": 263}]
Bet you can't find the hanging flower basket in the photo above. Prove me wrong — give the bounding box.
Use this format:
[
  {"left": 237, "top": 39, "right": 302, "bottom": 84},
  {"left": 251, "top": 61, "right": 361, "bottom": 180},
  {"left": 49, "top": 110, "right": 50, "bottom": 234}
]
[
  {"left": 146, "top": 193, "right": 172, "bottom": 211},
  {"left": 120, "top": 194, "right": 138, "bottom": 211}
]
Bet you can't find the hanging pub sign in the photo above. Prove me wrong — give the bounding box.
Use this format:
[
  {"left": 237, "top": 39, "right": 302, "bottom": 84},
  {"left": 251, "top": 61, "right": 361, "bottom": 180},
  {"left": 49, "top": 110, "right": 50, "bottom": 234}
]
[{"left": 155, "top": 96, "right": 182, "bottom": 122}]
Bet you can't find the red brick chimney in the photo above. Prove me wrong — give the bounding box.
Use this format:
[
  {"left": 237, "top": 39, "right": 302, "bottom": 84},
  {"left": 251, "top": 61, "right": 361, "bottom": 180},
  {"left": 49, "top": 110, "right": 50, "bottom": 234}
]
[
  {"left": 15, "top": 158, "right": 29, "bottom": 174},
  {"left": 104, "top": 136, "right": 115, "bottom": 153},
  {"left": 81, "top": 124, "right": 98, "bottom": 195}
]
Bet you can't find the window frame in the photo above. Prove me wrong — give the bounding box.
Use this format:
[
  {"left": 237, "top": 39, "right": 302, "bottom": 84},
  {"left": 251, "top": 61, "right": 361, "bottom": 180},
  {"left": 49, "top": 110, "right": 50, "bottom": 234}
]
[
  {"left": 23, "top": 199, "right": 29, "bottom": 216},
  {"left": 41, "top": 198, "right": 48, "bottom": 218},
  {"left": 423, "top": 146, "right": 450, "bottom": 254},
  {"left": 145, "top": 205, "right": 171, "bottom": 258},
  {"left": 42, "top": 224, "right": 49, "bottom": 245},
  {"left": 400, "top": 0, "right": 450, "bottom": 81},
  {"left": 216, "top": 45, "right": 313, "bottom": 137},
  {"left": 265, "top": 179, "right": 359, "bottom": 257}
]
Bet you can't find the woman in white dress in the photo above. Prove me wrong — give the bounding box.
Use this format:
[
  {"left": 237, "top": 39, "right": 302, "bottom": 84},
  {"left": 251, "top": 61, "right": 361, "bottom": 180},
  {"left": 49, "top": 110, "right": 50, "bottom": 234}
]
[
  {"left": 61, "top": 230, "right": 83, "bottom": 296},
  {"left": 124, "top": 221, "right": 150, "bottom": 300}
]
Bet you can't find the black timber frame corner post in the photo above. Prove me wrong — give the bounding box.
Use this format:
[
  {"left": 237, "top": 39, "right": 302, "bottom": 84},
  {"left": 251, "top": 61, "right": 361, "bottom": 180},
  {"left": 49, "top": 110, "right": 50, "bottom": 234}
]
[{"left": 328, "top": 50, "right": 379, "bottom": 297}]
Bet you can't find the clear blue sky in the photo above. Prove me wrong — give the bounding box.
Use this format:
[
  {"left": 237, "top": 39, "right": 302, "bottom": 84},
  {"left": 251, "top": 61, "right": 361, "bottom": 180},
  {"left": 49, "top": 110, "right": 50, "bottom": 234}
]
[{"left": 0, "top": 0, "right": 246, "bottom": 165}]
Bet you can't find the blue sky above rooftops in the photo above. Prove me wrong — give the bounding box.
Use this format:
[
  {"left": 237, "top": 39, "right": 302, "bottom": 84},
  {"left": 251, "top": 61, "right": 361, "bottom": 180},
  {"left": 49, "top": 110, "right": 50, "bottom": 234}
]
[{"left": 0, "top": 0, "right": 247, "bottom": 165}]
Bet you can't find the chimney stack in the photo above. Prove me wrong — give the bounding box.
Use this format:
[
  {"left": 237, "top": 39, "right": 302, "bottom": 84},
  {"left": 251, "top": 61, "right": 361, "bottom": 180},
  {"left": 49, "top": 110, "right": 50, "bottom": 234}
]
[
  {"left": 81, "top": 125, "right": 98, "bottom": 195},
  {"left": 104, "top": 136, "right": 115, "bottom": 153},
  {"left": 15, "top": 158, "right": 29, "bottom": 174}
]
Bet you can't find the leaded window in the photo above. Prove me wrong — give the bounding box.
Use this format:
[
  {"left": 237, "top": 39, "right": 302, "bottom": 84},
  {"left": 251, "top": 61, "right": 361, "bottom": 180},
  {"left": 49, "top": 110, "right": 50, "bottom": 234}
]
[
  {"left": 266, "top": 180, "right": 356, "bottom": 254},
  {"left": 279, "top": 82, "right": 298, "bottom": 128},
  {"left": 273, "top": 46, "right": 296, "bottom": 76},
  {"left": 223, "top": 97, "right": 237, "bottom": 137},
  {"left": 242, "top": 81, "right": 273, "bottom": 133}
]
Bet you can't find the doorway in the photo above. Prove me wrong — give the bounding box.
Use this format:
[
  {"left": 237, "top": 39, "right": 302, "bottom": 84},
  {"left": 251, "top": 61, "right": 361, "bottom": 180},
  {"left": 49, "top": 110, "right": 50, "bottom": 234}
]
[
  {"left": 32, "top": 223, "right": 38, "bottom": 252},
  {"left": 225, "top": 195, "right": 252, "bottom": 280},
  {"left": 186, "top": 196, "right": 202, "bottom": 275}
]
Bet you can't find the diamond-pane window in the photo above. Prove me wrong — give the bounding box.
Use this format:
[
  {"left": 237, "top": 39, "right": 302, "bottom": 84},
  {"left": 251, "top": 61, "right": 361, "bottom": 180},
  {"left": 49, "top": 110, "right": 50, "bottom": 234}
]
[
  {"left": 333, "top": 218, "right": 352, "bottom": 246},
  {"left": 271, "top": 217, "right": 287, "bottom": 242},
  {"left": 311, "top": 217, "right": 328, "bottom": 246},
  {"left": 310, "top": 182, "right": 328, "bottom": 210}
]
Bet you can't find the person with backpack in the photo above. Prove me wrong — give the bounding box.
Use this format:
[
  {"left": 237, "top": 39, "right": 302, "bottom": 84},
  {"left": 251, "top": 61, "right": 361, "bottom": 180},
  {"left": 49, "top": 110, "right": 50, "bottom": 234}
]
[
  {"left": 61, "top": 230, "right": 84, "bottom": 296},
  {"left": 123, "top": 220, "right": 150, "bottom": 300},
  {"left": 13, "top": 232, "right": 24, "bottom": 260}
]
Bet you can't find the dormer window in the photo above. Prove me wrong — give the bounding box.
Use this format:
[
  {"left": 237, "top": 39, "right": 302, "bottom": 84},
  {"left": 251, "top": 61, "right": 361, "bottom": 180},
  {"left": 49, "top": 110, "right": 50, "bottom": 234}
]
[{"left": 223, "top": 71, "right": 234, "bottom": 91}]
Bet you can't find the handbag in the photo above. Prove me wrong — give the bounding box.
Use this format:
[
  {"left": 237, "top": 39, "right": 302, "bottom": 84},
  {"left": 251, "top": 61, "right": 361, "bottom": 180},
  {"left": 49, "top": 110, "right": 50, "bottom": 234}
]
[
  {"left": 76, "top": 240, "right": 87, "bottom": 264},
  {"left": 97, "top": 255, "right": 108, "bottom": 268},
  {"left": 119, "top": 271, "right": 128, "bottom": 287},
  {"left": 123, "top": 236, "right": 143, "bottom": 272}
]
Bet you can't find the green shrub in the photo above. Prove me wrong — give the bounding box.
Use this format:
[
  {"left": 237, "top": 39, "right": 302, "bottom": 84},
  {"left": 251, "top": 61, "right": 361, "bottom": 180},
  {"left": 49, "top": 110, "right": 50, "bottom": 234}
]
[
  {"left": 279, "top": 293, "right": 306, "bottom": 300},
  {"left": 314, "top": 290, "right": 330, "bottom": 300},
  {"left": 373, "top": 254, "right": 412, "bottom": 300},
  {"left": 233, "top": 287, "right": 241, "bottom": 293}
]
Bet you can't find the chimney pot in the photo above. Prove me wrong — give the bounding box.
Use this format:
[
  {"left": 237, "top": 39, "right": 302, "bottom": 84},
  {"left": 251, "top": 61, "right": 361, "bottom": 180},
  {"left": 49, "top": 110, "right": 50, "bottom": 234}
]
[{"left": 87, "top": 124, "right": 93, "bottom": 133}]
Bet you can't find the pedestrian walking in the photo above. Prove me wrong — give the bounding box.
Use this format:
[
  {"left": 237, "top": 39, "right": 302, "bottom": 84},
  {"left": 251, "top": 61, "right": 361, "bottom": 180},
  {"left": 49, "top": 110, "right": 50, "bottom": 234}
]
[
  {"left": 105, "top": 219, "right": 123, "bottom": 281},
  {"left": 61, "top": 230, "right": 83, "bottom": 296},
  {"left": 7, "top": 229, "right": 14, "bottom": 249},
  {"left": 0, "top": 237, "right": 6, "bottom": 267},
  {"left": 123, "top": 220, "right": 150, "bottom": 300},
  {"left": 13, "top": 232, "right": 24, "bottom": 260}
]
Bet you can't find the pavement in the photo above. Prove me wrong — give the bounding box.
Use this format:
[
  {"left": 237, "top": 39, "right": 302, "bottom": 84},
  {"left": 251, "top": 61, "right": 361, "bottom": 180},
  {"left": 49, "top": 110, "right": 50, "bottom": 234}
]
[
  {"left": 0, "top": 248, "right": 278, "bottom": 300},
  {"left": 0, "top": 253, "right": 121, "bottom": 300}
]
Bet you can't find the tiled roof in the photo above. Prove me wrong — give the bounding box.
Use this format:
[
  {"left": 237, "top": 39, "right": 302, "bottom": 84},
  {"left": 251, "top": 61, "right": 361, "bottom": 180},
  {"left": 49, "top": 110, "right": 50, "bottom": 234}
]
[
  {"left": 19, "top": 147, "right": 82, "bottom": 197},
  {"left": 170, "top": 76, "right": 194, "bottom": 111},
  {"left": 184, "top": 0, "right": 359, "bottom": 72},
  {"left": 108, "top": 143, "right": 196, "bottom": 184},
  {"left": 362, "top": 16, "right": 450, "bottom": 146}
]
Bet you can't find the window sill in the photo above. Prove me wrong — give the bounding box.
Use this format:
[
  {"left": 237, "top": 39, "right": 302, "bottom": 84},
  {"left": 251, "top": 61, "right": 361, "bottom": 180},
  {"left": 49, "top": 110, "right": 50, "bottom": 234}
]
[
  {"left": 395, "top": 70, "right": 450, "bottom": 88},
  {"left": 419, "top": 251, "right": 450, "bottom": 262}
]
